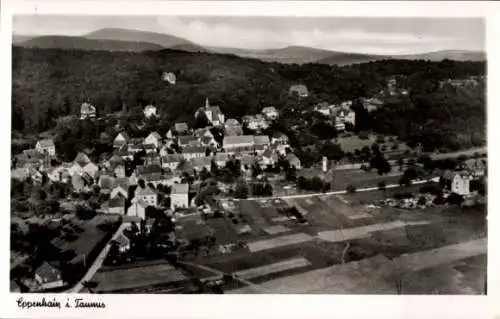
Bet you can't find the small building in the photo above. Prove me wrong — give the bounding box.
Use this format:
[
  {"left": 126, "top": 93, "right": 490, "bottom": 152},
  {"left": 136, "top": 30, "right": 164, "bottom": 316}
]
[
  {"left": 289, "top": 84, "right": 309, "bottom": 98},
  {"left": 110, "top": 179, "right": 129, "bottom": 198},
  {"left": 171, "top": 183, "right": 189, "bottom": 210},
  {"left": 315, "top": 103, "right": 331, "bottom": 116},
  {"left": 35, "top": 139, "right": 56, "bottom": 157},
  {"left": 144, "top": 132, "right": 162, "bottom": 148},
  {"left": 213, "top": 152, "right": 232, "bottom": 168},
  {"left": 262, "top": 106, "right": 279, "bottom": 120},
  {"left": 80, "top": 102, "right": 97, "bottom": 120},
  {"left": 259, "top": 148, "right": 279, "bottom": 168},
  {"left": 114, "top": 164, "right": 126, "bottom": 178},
  {"left": 178, "top": 135, "right": 200, "bottom": 147},
  {"left": 34, "top": 261, "right": 64, "bottom": 290},
  {"left": 74, "top": 152, "right": 91, "bottom": 167},
  {"left": 362, "top": 97, "right": 384, "bottom": 112},
  {"left": 113, "top": 132, "right": 129, "bottom": 149},
  {"left": 82, "top": 162, "right": 99, "bottom": 178},
  {"left": 463, "top": 158, "right": 486, "bottom": 177},
  {"left": 442, "top": 170, "right": 473, "bottom": 196},
  {"left": 143, "top": 105, "right": 158, "bottom": 118},
  {"left": 190, "top": 156, "right": 212, "bottom": 172},
  {"left": 244, "top": 114, "right": 269, "bottom": 131}
]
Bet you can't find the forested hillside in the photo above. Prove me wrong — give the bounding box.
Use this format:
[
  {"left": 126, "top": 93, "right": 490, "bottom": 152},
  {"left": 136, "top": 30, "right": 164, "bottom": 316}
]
[{"left": 12, "top": 46, "right": 486, "bottom": 156}]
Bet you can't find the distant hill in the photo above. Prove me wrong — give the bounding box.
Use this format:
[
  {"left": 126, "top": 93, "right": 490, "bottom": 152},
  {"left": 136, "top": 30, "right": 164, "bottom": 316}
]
[
  {"left": 394, "top": 50, "right": 486, "bottom": 62},
  {"left": 85, "top": 28, "right": 207, "bottom": 52},
  {"left": 12, "top": 35, "right": 35, "bottom": 44},
  {"left": 18, "top": 36, "right": 166, "bottom": 52}
]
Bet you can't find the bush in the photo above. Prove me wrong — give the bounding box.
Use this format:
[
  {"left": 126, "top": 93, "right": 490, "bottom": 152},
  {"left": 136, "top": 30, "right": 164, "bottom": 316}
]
[
  {"left": 394, "top": 192, "right": 413, "bottom": 200},
  {"left": 419, "top": 184, "right": 443, "bottom": 196},
  {"left": 346, "top": 185, "right": 356, "bottom": 193}
]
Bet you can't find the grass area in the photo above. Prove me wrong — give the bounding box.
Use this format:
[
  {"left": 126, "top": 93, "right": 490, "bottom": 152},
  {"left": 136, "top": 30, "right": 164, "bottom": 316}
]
[
  {"left": 335, "top": 135, "right": 376, "bottom": 153},
  {"left": 331, "top": 169, "right": 402, "bottom": 190}
]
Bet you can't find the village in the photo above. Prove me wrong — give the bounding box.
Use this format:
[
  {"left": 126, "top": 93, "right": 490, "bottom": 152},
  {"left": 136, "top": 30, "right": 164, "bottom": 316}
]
[{"left": 10, "top": 75, "right": 487, "bottom": 294}]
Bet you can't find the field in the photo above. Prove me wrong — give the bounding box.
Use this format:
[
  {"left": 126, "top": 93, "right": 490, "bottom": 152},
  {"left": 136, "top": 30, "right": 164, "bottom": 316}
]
[
  {"left": 199, "top": 193, "right": 486, "bottom": 294},
  {"left": 331, "top": 169, "right": 402, "bottom": 190},
  {"left": 93, "top": 263, "right": 188, "bottom": 293}
]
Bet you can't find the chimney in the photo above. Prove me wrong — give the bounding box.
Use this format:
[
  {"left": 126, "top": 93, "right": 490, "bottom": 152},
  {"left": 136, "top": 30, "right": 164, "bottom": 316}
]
[{"left": 205, "top": 98, "right": 210, "bottom": 109}]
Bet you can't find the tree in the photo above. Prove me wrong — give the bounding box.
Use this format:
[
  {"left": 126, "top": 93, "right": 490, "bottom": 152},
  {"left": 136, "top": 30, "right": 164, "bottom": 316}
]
[
  {"left": 234, "top": 178, "right": 249, "bottom": 199},
  {"left": 199, "top": 167, "right": 210, "bottom": 181}
]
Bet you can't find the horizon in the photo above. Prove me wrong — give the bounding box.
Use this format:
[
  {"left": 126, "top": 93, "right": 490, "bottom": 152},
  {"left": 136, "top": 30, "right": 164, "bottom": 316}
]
[{"left": 12, "top": 16, "right": 485, "bottom": 55}]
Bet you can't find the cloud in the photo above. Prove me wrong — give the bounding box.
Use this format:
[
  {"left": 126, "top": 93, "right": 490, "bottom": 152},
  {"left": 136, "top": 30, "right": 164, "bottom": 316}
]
[{"left": 156, "top": 16, "right": 469, "bottom": 54}]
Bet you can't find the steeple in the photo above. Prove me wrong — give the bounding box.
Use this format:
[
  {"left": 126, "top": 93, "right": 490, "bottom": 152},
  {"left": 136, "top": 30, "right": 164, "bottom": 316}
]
[{"left": 205, "top": 97, "right": 210, "bottom": 109}]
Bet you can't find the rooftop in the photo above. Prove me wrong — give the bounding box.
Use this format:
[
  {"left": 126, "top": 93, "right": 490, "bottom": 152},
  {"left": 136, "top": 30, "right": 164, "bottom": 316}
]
[{"left": 172, "top": 183, "right": 189, "bottom": 194}]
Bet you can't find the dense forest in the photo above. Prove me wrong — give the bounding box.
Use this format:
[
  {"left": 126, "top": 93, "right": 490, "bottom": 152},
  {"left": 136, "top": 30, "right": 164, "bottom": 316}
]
[{"left": 12, "top": 46, "right": 486, "bottom": 157}]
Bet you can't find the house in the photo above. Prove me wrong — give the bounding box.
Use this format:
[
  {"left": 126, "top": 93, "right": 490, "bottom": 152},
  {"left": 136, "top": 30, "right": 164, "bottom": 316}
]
[
  {"left": 68, "top": 162, "right": 84, "bottom": 176},
  {"left": 244, "top": 114, "right": 269, "bottom": 131},
  {"left": 82, "top": 162, "right": 99, "bottom": 178},
  {"left": 47, "top": 166, "right": 71, "bottom": 183},
  {"left": 315, "top": 103, "right": 331, "bottom": 116},
  {"left": 194, "top": 128, "right": 214, "bottom": 139},
  {"left": 143, "top": 105, "right": 158, "bottom": 118},
  {"left": 213, "top": 152, "right": 232, "bottom": 167},
  {"left": 200, "top": 135, "right": 217, "bottom": 148},
  {"left": 271, "top": 132, "right": 289, "bottom": 148},
  {"left": 81, "top": 172, "right": 94, "bottom": 186},
  {"left": 182, "top": 145, "right": 206, "bottom": 160},
  {"left": 128, "top": 141, "right": 144, "bottom": 153},
  {"left": 190, "top": 156, "right": 212, "bottom": 172},
  {"left": 171, "top": 183, "right": 189, "bottom": 210},
  {"left": 289, "top": 84, "right": 309, "bottom": 98},
  {"left": 224, "top": 118, "right": 243, "bottom": 136},
  {"left": 110, "top": 178, "right": 129, "bottom": 198},
  {"left": 127, "top": 199, "right": 147, "bottom": 220},
  {"left": 134, "top": 186, "right": 157, "bottom": 207},
  {"left": 35, "top": 139, "right": 56, "bottom": 156},
  {"left": 334, "top": 119, "right": 346, "bottom": 132},
  {"left": 262, "top": 106, "right": 279, "bottom": 120},
  {"left": 98, "top": 174, "right": 116, "bottom": 193},
  {"left": 113, "top": 164, "right": 126, "bottom": 178},
  {"left": 195, "top": 98, "right": 225, "bottom": 126},
  {"left": 223, "top": 135, "right": 255, "bottom": 153},
  {"left": 144, "top": 144, "right": 157, "bottom": 154},
  {"left": 442, "top": 170, "right": 473, "bottom": 196},
  {"left": 286, "top": 153, "right": 301, "bottom": 170},
  {"left": 34, "top": 261, "right": 64, "bottom": 290},
  {"left": 362, "top": 97, "right": 384, "bottom": 112},
  {"left": 102, "top": 197, "right": 126, "bottom": 215},
  {"left": 143, "top": 173, "right": 170, "bottom": 188},
  {"left": 74, "top": 152, "right": 91, "bottom": 167},
  {"left": 174, "top": 122, "right": 189, "bottom": 135},
  {"left": 463, "top": 158, "right": 486, "bottom": 177},
  {"left": 259, "top": 148, "right": 279, "bottom": 168},
  {"left": 113, "top": 132, "right": 129, "bottom": 149},
  {"left": 137, "top": 164, "right": 162, "bottom": 177},
  {"left": 162, "top": 154, "right": 184, "bottom": 171},
  {"left": 144, "top": 132, "right": 162, "bottom": 148},
  {"left": 72, "top": 174, "right": 85, "bottom": 192},
  {"left": 144, "top": 153, "right": 162, "bottom": 166},
  {"left": 178, "top": 135, "right": 200, "bottom": 147},
  {"left": 343, "top": 110, "right": 356, "bottom": 126},
  {"left": 112, "top": 233, "right": 131, "bottom": 253},
  {"left": 80, "top": 102, "right": 97, "bottom": 120}
]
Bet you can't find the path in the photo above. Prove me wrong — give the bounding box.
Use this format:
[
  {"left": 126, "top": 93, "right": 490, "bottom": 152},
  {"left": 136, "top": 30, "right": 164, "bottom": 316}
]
[
  {"left": 240, "top": 178, "right": 435, "bottom": 201},
  {"left": 66, "top": 222, "right": 129, "bottom": 293}
]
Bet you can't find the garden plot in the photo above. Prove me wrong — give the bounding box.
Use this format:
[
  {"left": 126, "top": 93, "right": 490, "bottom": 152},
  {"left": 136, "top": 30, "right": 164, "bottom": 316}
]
[
  {"left": 247, "top": 233, "right": 314, "bottom": 253},
  {"left": 234, "top": 257, "right": 312, "bottom": 280},
  {"left": 263, "top": 225, "right": 291, "bottom": 235},
  {"left": 316, "top": 220, "right": 430, "bottom": 243}
]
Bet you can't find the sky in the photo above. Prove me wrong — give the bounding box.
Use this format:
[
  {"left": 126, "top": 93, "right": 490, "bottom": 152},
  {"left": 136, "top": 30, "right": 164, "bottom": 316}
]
[{"left": 12, "top": 15, "right": 485, "bottom": 54}]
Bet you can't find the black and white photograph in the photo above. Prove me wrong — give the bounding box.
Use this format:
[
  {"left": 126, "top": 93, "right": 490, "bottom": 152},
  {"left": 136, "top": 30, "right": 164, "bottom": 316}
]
[{"left": 7, "top": 6, "right": 489, "bottom": 301}]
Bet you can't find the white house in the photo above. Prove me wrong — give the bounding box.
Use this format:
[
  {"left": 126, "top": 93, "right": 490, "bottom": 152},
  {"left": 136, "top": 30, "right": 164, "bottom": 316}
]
[
  {"left": 171, "top": 183, "right": 189, "bottom": 210},
  {"left": 80, "top": 102, "right": 97, "bottom": 120},
  {"left": 262, "top": 106, "right": 279, "bottom": 120},
  {"left": 82, "top": 162, "right": 99, "bottom": 178},
  {"left": 195, "top": 98, "right": 225, "bottom": 126},
  {"left": 344, "top": 110, "right": 356, "bottom": 126},
  {"left": 451, "top": 173, "right": 473, "bottom": 196},
  {"left": 110, "top": 184, "right": 129, "bottom": 199},
  {"left": 144, "top": 132, "right": 162, "bottom": 148},
  {"left": 113, "top": 132, "right": 129, "bottom": 149},
  {"left": 35, "top": 139, "right": 56, "bottom": 156},
  {"left": 143, "top": 105, "right": 158, "bottom": 118}
]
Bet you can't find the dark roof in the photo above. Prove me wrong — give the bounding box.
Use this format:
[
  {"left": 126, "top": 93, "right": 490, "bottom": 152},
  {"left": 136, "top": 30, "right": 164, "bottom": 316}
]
[
  {"left": 108, "top": 197, "right": 125, "bottom": 208},
  {"left": 37, "top": 139, "right": 55, "bottom": 148},
  {"left": 182, "top": 145, "right": 205, "bottom": 154},
  {"left": 35, "top": 261, "right": 61, "bottom": 283},
  {"left": 178, "top": 135, "right": 198, "bottom": 145},
  {"left": 137, "top": 164, "right": 162, "bottom": 175}
]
